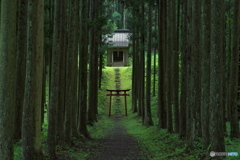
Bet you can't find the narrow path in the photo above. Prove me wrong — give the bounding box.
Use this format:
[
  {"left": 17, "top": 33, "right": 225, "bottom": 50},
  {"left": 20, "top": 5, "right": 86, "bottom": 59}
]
[
  {"left": 94, "top": 116, "right": 146, "bottom": 160},
  {"left": 88, "top": 68, "right": 146, "bottom": 159}
]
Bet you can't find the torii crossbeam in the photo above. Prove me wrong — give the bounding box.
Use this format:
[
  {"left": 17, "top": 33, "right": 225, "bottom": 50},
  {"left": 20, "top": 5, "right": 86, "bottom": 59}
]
[{"left": 106, "top": 89, "right": 130, "bottom": 116}]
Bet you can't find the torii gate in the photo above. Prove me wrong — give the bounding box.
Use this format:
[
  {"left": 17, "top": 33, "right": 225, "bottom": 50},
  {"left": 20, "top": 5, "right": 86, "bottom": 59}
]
[{"left": 106, "top": 89, "right": 130, "bottom": 116}]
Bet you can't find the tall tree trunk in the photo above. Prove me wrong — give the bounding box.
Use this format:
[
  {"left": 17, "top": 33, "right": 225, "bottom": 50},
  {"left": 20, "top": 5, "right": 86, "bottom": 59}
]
[
  {"left": 157, "top": 0, "right": 167, "bottom": 129},
  {"left": 134, "top": 7, "right": 141, "bottom": 115},
  {"left": 186, "top": 0, "right": 192, "bottom": 143},
  {"left": 209, "top": 0, "right": 225, "bottom": 152},
  {"left": 57, "top": 0, "right": 67, "bottom": 143},
  {"left": 226, "top": 5, "right": 232, "bottom": 122},
  {"left": 14, "top": 0, "right": 27, "bottom": 141},
  {"left": 99, "top": 51, "right": 103, "bottom": 89},
  {"left": 189, "top": 0, "right": 201, "bottom": 148},
  {"left": 47, "top": 0, "right": 54, "bottom": 110},
  {"left": 166, "top": 0, "right": 173, "bottom": 132},
  {"left": 144, "top": 2, "right": 153, "bottom": 126},
  {"left": 47, "top": 0, "right": 61, "bottom": 157},
  {"left": 140, "top": 3, "right": 145, "bottom": 124},
  {"left": 201, "top": 0, "right": 211, "bottom": 149},
  {"left": 186, "top": 0, "right": 192, "bottom": 142},
  {"left": 136, "top": 32, "right": 140, "bottom": 116},
  {"left": 131, "top": 26, "right": 137, "bottom": 112},
  {"left": 78, "top": 0, "right": 89, "bottom": 136},
  {"left": 153, "top": 21, "right": 157, "bottom": 97},
  {"left": 71, "top": 0, "right": 79, "bottom": 138},
  {"left": 0, "top": 0, "right": 17, "bottom": 159},
  {"left": 22, "top": 0, "right": 44, "bottom": 159},
  {"left": 172, "top": 0, "right": 179, "bottom": 134},
  {"left": 179, "top": 0, "right": 187, "bottom": 138},
  {"left": 153, "top": 4, "right": 157, "bottom": 97},
  {"left": 229, "top": 0, "right": 240, "bottom": 138},
  {"left": 131, "top": 3, "right": 135, "bottom": 111},
  {"left": 64, "top": 0, "right": 73, "bottom": 143},
  {"left": 98, "top": 0, "right": 104, "bottom": 90},
  {"left": 221, "top": 4, "right": 227, "bottom": 136},
  {"left": 88, "top": 0, "right": 99, "bottom": 124}
]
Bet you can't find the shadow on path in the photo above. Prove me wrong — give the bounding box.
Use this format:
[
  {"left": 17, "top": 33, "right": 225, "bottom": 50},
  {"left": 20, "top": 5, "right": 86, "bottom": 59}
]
[{"left": 93, "top": 115, "right": 146, "bottom": 160}]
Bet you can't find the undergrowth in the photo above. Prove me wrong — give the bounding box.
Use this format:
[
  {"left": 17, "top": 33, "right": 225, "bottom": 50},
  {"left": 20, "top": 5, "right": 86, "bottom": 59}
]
[
  {"left": 122, "top": 114, "right": 206, "bottom": 160},
  {"left": 13, "top": 66, "right": 240, "bottom": 160},
  {"left": 118, "top": 66, "right": 240, "bottom": 160},
  {"left": 14, "top": 67, "right": 116, "bottom": 160}
]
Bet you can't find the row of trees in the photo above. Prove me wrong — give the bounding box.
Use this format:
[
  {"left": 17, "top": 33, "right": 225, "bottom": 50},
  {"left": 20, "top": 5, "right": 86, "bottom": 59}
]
[
  {"left": 0, "top": 0, "right": 239, "bottom": 159},
  {"left": 128, "top": 0, "right": 240, "bottom": 153},
  {"left": 0, "top": 0, "right": 117, "bottom": 159}
]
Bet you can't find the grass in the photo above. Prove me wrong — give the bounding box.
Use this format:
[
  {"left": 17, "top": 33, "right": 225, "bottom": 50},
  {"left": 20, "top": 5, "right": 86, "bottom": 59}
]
[
  {"left": 116, "top": 67, "right": 204, "bottom": 160},
  {"left": 49, "top": 67, "right": 117, "bottom": 159},
  {"left": 121, "top": 113, "right": 207, "bottom": 160},
  {"left": 118, "top": 66, "right": 206, "bottom": 159},
  {"left": 13, "top": 65, "right": 240, "bottom": 160},
  {"left": 224, "top": 122, "right": 240, "bottom": 160},
  {"left": 117, "top": 66, "right": 240, "bottom": 160},
  {"left": 14, "top": 67, "right": 116, "bottom": 160}
]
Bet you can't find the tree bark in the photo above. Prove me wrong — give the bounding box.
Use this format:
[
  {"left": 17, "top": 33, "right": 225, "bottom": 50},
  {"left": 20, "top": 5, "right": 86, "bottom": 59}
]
[
  {"left": 135, "top": 8, "right": 141, "bottom": 116},
  {"left": 157, "top": 0, "right": 167, "bottom": 129},
  {"left": 153, "top": 4, "right": 158, "bottom": 98},
  {"left": 144, "top": 2, "right": 154, "bottom": 126},
  {"left": 88, "top": 0, "right": 99, "bottom": 124},
  {"left": 136, "top": 32, "right": 140, "bottom": 116},
  {"left": 57, "top": 0, "right": 67, "bottom": 143},
  {"left": 201, "top": 0, "right": 211, "bottom": 149},
  {"left": 14, "top": 0, "right": 27, "bottom": 141},
  {"left": 78, "top": 0, "right": 89, "bottom": 136},
  {"left": 186, "top": 0, "right": 192, "bottom": 142},
  {"left": 179, "top": 0, "right": 187, "bottom": 138},
  {"left": 71, "top": 0, "right": 79, "bottom": 138},
  {"left": 172, "top": 0, "right": 179, "bottom": 134},
  {"left": 229, "top": 0, "right": 240, "bottom": 138},
  {"left": 0, "top": 0, "right": 17, "bottom": 159},
  {"left": 140, "top": 3, "right": 145, "bottom": 124},
  {"left": 189, "top": 0, "right": 201, "bottom": 148},
  {"left": 131, "top": 25, "right": 137, "bottom": 112},
  {"left": 22, "top": 0, "right": 44, "bottom": 159},
  {"left": 209, "top": 0, "right": 225, "bottom": 152},
  {"left": 47, "top": 0, "right": 61, "bottom": 157},
  {"left": 166, "top": 0, "right": 173, "bottom": 132},
  {"left": 64, "top": 0, "right": 73, "bottom": 143}
]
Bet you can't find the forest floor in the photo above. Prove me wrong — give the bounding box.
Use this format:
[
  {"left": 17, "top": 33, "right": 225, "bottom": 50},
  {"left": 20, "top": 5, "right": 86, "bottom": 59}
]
[
  {"left": 88, "top": 67, "right": 146, "bottom": 159},
  {"left": 14, "top": 67, "right": 240, "bottom": 160},
  {"left": 89, "top": 115, "right": 147, "bottom": 160}
]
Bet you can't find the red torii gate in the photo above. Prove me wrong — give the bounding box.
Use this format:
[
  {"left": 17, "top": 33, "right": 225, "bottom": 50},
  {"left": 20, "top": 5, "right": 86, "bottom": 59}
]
[{"left": 106, "top": 89, "right": 130, "bottom": 116}]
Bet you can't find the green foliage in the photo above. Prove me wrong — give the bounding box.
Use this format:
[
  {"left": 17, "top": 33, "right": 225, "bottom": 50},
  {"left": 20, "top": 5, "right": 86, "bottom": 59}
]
[
  {"left": 91, "top": 67, "right": 118, "bottom": 138},
  {"left": 14, "top": 59, "right": 240, "bottom": 160},
  {"left": 121, "top": 115, "right": 207, "bottom": 160},
  {"left": 116, "top": 66, "right": 205, "bottom": 159},
  {"left": 101, "top": 19, "right": 117, "bottom": 35},
  {"left": 14, "top": 141, "right": 22, "bottom": 160},
  {"left": 119, "top": 67, "right": 132, "bottom": 90},
  {"left": 224, "top": 122, "right": 240, "bottom": 160},
  {"left": 50, "top": 139, "right": 98, "bottom": 160},
  {"left": 225, "top": 138, "right": 240, "bottom": 160},
  {"left": 112, "top": 11, "right": 122, "bottom": 28},
  {"left": 87, "top": 116, "right": 114, "bottom": 139},
  {"left": 98, "top": 67, "right": 116, "bottom": 108}
]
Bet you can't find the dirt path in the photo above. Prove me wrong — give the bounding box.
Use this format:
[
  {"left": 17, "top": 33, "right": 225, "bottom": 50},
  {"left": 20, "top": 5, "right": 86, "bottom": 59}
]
[
  {"left": 92, "top": 116, "right": 147, "bottom": 160},
  {"left": 88, "top": 68, "right": 146, "bottom": 159}
]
